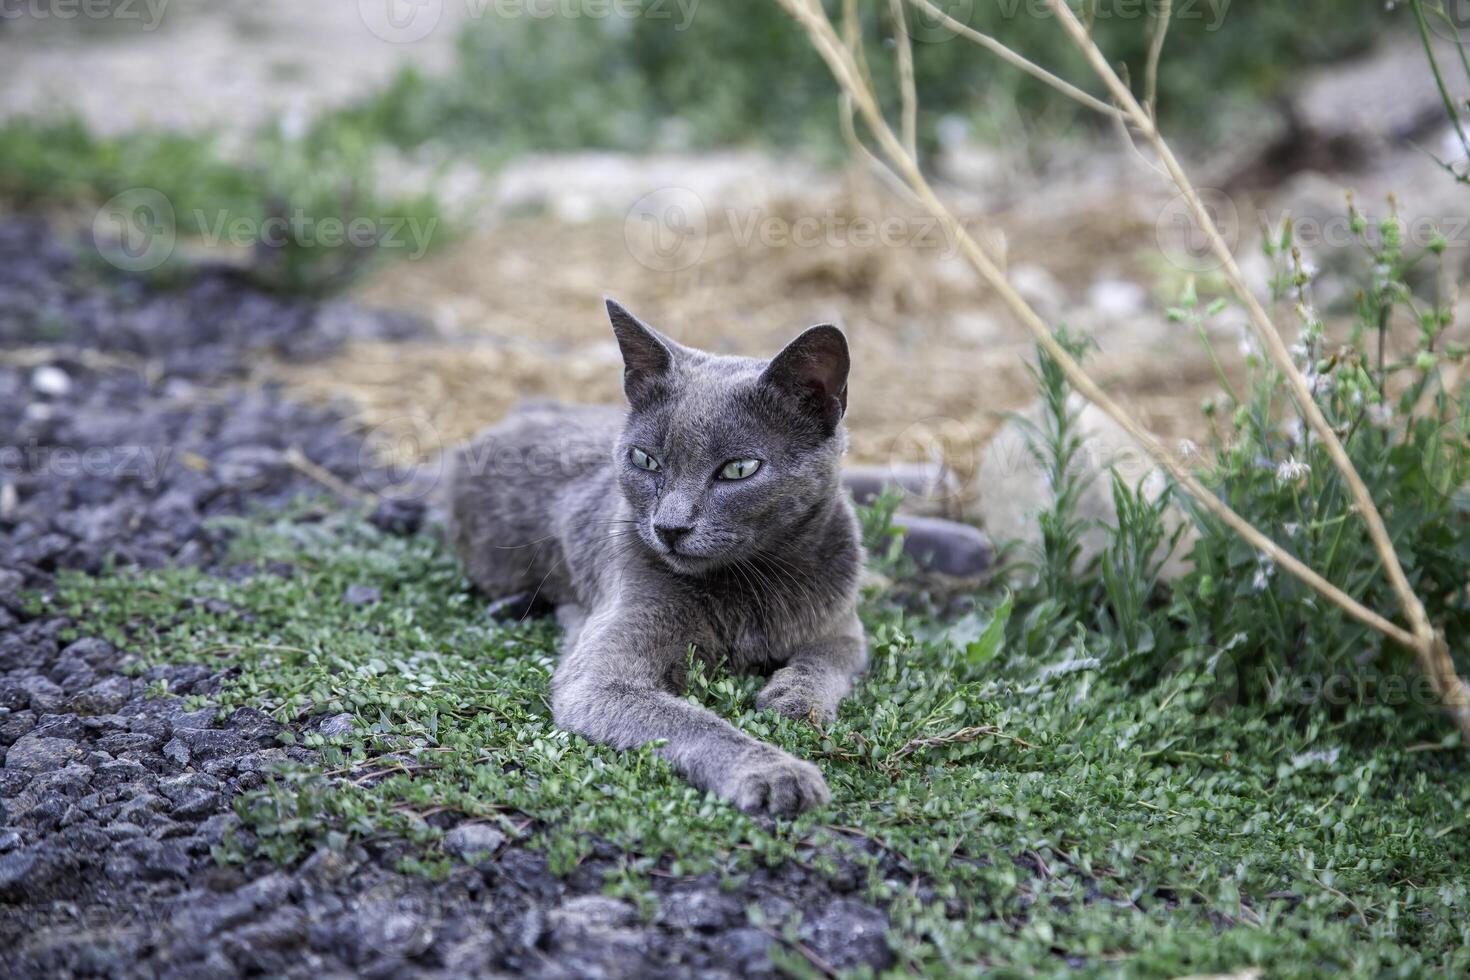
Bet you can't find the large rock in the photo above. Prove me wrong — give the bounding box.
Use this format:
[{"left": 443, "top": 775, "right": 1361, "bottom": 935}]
[
  {"left": 5, "top": 734, "right": 86, "bottom": 771},
  {"left": 972, "top": 394, "right": 1196, "bottom": 580}
]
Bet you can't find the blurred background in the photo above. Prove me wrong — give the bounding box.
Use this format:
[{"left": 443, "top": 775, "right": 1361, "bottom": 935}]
[{"left": 2, "top": 0, "right": 1467, "bottom": 503}]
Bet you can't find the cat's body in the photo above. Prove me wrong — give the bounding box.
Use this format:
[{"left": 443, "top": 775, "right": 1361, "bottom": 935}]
[{"left": 446, "top": 302, "right": 866, "bottom": 815}]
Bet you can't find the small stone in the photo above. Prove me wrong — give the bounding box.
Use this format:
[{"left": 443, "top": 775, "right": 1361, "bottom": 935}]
[
  {"left": 31, "top": 715, "right": 85, "bottom": 740},
  {"left": 161, "top": 738, "right": 190, "bottom": 766},
  {"left": 192, "top": 811, "right": 238, "bottom": 844},
  {"left": 547, "top": 895, "right": 638, "bottom": 934},
  {"left": 346, "top": 904, "right": 432, "bottom": 961},
  {"left": 105, "top": 821, "right": 146, "bottom": 841},
  {"left": 17, "top": 676, "right": 63, "bottom": 713},
  {"left": 0, "top": 568, "right": 23, "bottom": 604},
  {"left": 60, "top": 637, "right": 116, "bottom": 666},
  {"left": 96, "top": 732, "right": 163, "bottom": 755},
  {"left": 0, "top": 710, "right": 37, "bottom": 747},
  {"left": 68, "top": 676, "right": 134, "bottom": 715},
  {"left": 93, "top": 758, "right": 149, "bottom": 788},
  {"left": 170, "top": 788, "right": 222, "bottom": 821},
  {"left": 5, "top": 735, "right": 85, "bottom": 771},
  {"left": 442, "top": 823, "right": 507, "bottom": 861},
  {"left": 171, "top": 727, "right": 243, "bottom": 761},
  {"left": 806, "top": 898, "right": 892, "bottom": 970},
  {"left": 317, "top": 713, "right": 356, "bottom": 738},
  {"left": 0, "top": 683, "right": 28, "bottom": 712},
  {"left": 159, "top": 772, "right": 220, "bottom": 800},
  {"left": 170, "top": 707, "right": 216, "bottom": 731},
  {"left": 368, "top": 498, "right": 425, "bottom": 536},
  {"left": 0, "top": 848, "right": 55, "bottom": 900},
  {"left": 119, "top": 838, "right": 190, "bottom": 880},
  {"left": 116, "top": 793, "right": 169, "bottom": 826},
  {"left": 11, "top": 533, "right": 71, "bottom": 569},
  {"left": 710, "top": 927, "right": 772, "bottom": 974},
  {"left": 343, "top": 584, "right": 381, "bottom": 607},
  {"left": 0, "top": 770, "right": 32, "bottom": 796},
  {"left": 1087, "top": 277, "right": 1147, "bottom": 317},
  {"left": 657, "top": 887, "right": 742, "bottom": 931},
  {"left": 30, "top": 365, "right": 71, "bottom": 397}
]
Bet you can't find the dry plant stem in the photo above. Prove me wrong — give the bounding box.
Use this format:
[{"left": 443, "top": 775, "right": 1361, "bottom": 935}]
[
  {"left": 1043, "top": 0, "right": 1470, "bottom": 730},
  {"left": 904, "top": 0, "right": 1124, "bottom": 120},
  {"left": 889, "top": 0, "right": 918, "bottom": 159},
  {"left": 1043, "top": 0, "right": 1428, "bottom": 642},
  {"left": 1143, "top": 0, "right": 1171, "bottom": 119},
  {"left": 773, "top": 0, "right": 1470, "bottom": 739}
]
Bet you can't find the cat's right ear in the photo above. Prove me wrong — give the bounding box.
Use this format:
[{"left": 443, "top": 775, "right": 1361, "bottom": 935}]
[{"left": 606, "top": 298, "right": 674, "bottom": 408}]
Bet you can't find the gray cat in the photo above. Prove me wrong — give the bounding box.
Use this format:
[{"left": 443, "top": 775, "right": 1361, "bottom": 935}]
[{"left": 445, "top": 300, "right": 867, "bottom": 815}]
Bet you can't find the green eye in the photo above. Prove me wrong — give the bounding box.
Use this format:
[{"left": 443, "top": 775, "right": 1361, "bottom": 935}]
[
  {"left": 719, "top": 458, "right": 762, "bottom": 480},
  {"left": 630, "top": 447, "right": 661, "bottom": 472}
]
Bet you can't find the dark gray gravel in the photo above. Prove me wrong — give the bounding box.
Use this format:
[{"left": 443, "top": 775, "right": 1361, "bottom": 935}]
[{"left": 0, "top": 219, "right": 896, "bottom": 978}]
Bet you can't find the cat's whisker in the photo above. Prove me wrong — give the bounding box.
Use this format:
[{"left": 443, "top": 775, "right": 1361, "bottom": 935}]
[{"left": 750, "top": 550, "right": 820, "bottom": 613}]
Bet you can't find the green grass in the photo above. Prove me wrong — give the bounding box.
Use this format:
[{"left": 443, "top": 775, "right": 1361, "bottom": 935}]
[
  {"left": 0, "top": 115, "right": 446, "bottom": 295},
  {"left": 320, "top": 0, "right": 1392, "bottom": 162},
  {"left": 34, "top": 511, "right": 1470, "bottom": 977}
]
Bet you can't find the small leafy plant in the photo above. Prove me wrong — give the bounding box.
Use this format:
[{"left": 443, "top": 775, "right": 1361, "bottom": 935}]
[
  {"left": 0, "top": 115, "right": 446, "bottom": 295},
  {"left": 1013, "top": 198, "right": 1470, "bottom": 738}
]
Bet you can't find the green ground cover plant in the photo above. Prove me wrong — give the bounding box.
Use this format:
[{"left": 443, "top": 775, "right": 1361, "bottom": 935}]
[
  {"left": 324, "top": 0, "right": 1388, "bottom": 161},
  {"left": 1010, "top": 205, "right": 1470, "bottom": 731},
  {"left": 0, "top": 116, "right": 445, "bottom": 294},
  {"left": 23, "top": 191, "right": 1470, "bottom": 975},
  {"left": 34, "top": 483, "right": 1470, "bottom": 975}
]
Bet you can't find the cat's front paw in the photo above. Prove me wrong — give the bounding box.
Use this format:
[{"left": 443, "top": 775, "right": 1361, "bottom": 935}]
[
  {"left": 726, "top": 750, "right": 830, "bottom": 817},
  {"left": 756, "top": 668, "right": 836, "bottom": 725}
]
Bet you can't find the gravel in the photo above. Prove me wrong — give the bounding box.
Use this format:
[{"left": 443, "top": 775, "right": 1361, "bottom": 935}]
[{"left": 0, "top": 218, "right": 896, "bottom": 977}]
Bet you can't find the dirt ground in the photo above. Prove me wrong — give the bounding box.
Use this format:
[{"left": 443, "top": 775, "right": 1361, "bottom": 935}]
[
  {"left": 7, "top": 5, "right": 1466, "bottom": 514},
  {"left": 280, "top": 167, "right": 1252, "bottom": 494}
]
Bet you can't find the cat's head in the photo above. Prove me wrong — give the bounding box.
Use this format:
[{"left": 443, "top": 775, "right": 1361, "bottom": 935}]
[{"left": 606, "top": 298, "right": 850, "bottom": 576}]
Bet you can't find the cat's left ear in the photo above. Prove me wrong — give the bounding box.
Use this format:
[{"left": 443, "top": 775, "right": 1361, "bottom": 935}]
[
  {"left": 761, "top": 324, "right": 849, "bottom": 434},
  {"left": 606, "top": 298, "right": 675, "bottom": 408}
]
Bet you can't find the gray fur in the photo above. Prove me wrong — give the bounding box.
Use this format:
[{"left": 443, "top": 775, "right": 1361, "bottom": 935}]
[{"left": 445, "top": 300, "right": 867, "bottom": 816}]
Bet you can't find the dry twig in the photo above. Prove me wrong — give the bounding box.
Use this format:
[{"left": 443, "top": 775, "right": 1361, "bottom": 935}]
[{"left": 771, "top": 0, "right": 1470, "bottom": 742}]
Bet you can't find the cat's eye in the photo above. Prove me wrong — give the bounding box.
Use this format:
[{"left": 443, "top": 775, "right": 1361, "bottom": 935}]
[
  {"left": 630, "top": 447, "right": 661, "bottom": 472},
  {"left": 718, "top": 458, "right": 762, "bottom": 481}
]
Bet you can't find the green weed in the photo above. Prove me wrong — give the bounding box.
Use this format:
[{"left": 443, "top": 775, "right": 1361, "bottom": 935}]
[{"left": 33, "top": 507, "right": 1470, "bottom": 976}]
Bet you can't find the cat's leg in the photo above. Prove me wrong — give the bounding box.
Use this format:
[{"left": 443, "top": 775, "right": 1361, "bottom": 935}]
[
  {"left": 756, "top": 614, "right": 867, "bottom": 725},
  {"left": 550, "top": 613, "right": 829, "bottom": 816}
]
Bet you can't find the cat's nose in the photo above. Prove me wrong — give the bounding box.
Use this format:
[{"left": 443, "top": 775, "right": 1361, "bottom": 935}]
[{"left": 654, "top": 523, "right": 693, "bottom": 549}]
